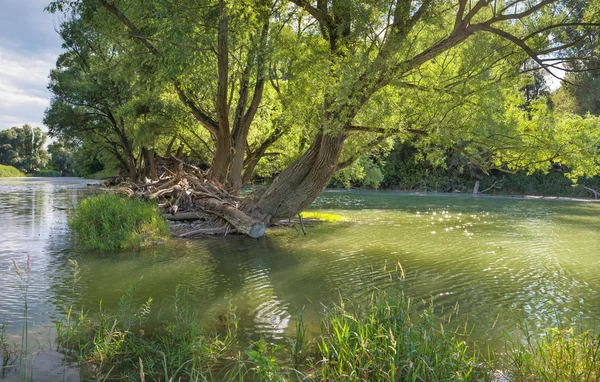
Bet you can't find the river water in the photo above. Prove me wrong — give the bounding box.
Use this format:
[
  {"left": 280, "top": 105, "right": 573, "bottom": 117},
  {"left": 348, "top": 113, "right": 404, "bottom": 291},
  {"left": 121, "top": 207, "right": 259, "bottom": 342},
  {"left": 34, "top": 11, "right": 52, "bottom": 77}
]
[{"left": 1, "top": 178, "right": 599, "bottom": 380}]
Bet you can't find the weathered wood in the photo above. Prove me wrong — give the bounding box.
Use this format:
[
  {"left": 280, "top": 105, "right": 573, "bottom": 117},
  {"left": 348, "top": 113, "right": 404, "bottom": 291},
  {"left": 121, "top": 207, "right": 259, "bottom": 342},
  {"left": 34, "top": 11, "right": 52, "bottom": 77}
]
[
  {"left": 162, "top": 211, "right": 207, "bottom": 221},
  {"left": 583, "top": 186, "right": 600, "bottom": 199},
  {"left": 197, "top": 197, "right": 265, "bottom": 238}
]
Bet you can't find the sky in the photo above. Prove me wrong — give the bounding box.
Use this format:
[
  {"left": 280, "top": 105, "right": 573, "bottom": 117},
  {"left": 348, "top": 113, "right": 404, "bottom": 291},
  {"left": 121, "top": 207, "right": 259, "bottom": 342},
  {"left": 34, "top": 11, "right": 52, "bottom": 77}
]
[{"left": 0, "top": 0, "right": 63, "bottom": 131}]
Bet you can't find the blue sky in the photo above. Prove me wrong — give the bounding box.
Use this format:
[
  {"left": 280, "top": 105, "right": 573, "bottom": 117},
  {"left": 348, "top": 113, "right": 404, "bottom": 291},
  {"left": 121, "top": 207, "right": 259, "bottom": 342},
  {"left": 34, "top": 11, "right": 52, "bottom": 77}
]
[{"left": 0, "top": 0, "right": 63, "bottom": 131}]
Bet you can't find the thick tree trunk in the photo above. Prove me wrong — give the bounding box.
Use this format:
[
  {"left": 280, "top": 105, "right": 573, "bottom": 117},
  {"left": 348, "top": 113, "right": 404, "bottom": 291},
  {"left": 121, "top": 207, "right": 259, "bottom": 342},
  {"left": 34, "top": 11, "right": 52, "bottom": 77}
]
[{"left": 254, "top": 131, "right": 346, "bottom": 223}]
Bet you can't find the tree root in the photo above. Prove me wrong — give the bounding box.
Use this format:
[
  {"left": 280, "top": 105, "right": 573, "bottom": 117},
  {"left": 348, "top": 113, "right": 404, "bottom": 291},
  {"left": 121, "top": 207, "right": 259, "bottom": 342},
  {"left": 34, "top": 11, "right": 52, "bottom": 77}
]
[{"left": 104, "top": 170, "right": 266, "bottom": 238}]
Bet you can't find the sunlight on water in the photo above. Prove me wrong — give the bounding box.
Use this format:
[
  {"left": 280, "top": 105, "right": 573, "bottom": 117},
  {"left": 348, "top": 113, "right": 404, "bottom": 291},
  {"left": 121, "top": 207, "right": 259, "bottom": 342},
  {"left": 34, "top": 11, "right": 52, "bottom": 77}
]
[{"left": 1, "top": 181, "right": 599, "bottom": 365}]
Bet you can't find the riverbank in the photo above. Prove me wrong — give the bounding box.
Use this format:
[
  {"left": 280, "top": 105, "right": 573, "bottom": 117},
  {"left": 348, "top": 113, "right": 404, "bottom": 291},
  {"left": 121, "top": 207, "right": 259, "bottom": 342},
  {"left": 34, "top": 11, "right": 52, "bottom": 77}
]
[
  {"left": 2, "top": 178, "right": 600, "bottom": 380},
  {"left": 0, "top": 165, "right": 24, "bottom": 177}
]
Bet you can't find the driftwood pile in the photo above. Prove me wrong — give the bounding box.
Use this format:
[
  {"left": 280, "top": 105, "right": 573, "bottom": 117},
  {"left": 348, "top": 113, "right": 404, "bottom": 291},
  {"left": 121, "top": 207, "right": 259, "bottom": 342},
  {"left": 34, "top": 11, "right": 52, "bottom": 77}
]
[{"left": 103, "top": 165, "right": 267, "bottom": 238}]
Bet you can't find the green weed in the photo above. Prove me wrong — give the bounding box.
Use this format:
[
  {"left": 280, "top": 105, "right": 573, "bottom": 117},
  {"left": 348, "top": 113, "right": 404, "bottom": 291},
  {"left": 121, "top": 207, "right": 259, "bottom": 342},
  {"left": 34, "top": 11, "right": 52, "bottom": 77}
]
[
  {"left": 314, "top": 292, "right": 489, "bottom": 381},
  {"left": 505, "top": 326, "right": 600, "bottom": 381},
  {"left": 69, "top": 193, "right": 169, "bottom": 251}
]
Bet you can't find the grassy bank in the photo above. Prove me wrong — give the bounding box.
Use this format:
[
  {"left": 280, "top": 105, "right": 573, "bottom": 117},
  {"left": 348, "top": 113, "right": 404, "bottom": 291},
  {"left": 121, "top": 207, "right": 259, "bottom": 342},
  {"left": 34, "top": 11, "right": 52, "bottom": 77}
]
[
  {"left": 52, "top": 287, "right": 600, "bottom": 381},
  {"left": 69, "top": 194, "right": 169, "bottom": 250},
  {"left": 0, "top": 164, "right": 25, "bottom": 178}
]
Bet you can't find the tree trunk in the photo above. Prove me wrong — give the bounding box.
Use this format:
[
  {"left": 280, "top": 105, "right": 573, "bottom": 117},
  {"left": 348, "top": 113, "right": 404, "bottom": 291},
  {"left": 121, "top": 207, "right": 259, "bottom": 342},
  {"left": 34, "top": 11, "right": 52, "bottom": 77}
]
[{"left": 254, "top": 131, "right": 346, "bottom": 223}]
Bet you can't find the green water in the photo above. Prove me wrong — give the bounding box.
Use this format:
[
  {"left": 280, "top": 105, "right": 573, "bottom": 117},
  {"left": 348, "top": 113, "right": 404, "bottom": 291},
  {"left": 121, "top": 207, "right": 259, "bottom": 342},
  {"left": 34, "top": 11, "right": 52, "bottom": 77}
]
[{"left": 1, "top": 179, "right": 599, "bottom": 379}]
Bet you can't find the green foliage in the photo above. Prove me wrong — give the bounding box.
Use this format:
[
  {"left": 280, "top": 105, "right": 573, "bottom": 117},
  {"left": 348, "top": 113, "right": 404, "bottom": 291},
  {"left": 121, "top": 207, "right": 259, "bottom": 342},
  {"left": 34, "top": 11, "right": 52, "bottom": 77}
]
[
  {"left": 34, "top": 169, "right": 62, "bottom": 177},
  {"left": 86, "top": 167, "right": 120, "bottom": 180},
  {"left": 315, "top": 293, "right": 487, "bottom": 381},
  {"left": 52, "top": 284, "right": 600, "bottom": 381},
  {"left": 43, "top": 0, "right": 600, "bottom": 198},
  {"left": 506, "top": 327, "right": 600, "bottom": 381},
  {"left": 56, "top": 286, "right": 238, "bottom": 381},
  {"left": 0, "top": 165, "right": 25, "bottom": 178},
  {"left": 0, "top": 125, "right": 49, "bottom": 173},
  {"left": 332, "top": 158, "right": 385, "bottom": 189},
  {"left": 69, "top": 194, "right": 169, "bottom": 251},
  {"left": 47, "top": 140, "right": 75, "bottom": 175}
]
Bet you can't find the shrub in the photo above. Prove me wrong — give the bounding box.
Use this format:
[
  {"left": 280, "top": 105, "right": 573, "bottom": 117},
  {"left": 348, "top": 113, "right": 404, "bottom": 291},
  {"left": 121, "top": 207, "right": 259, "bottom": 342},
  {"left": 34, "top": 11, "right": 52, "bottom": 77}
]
[
  {"left": 69, "top": 193, "right": 169, "bottom": 250},
  {"left": 34, "top": 169, "right": 62, "bottom": 177},
  {"left": 0, "top": 164, "right": 25, "bottom": 178}
]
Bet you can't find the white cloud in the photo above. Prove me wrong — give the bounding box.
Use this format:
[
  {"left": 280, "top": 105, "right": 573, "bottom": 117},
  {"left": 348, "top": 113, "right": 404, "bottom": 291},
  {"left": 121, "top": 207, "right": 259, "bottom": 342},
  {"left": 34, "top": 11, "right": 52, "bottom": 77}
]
[{"left": 0, "top": 0, "right": 63, "bottom": 131}]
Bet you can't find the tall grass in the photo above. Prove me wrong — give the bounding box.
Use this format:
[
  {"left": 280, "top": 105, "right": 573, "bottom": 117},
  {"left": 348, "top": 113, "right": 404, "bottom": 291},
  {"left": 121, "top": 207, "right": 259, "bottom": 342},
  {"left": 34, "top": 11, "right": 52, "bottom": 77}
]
[
  {"left": 8, "top": 271, "right": 597, "bottom": 381},
  {"left": 56, "top": 286, "right": 239, "bottom": 381},
  {"left": 0, "top": 164, "right": 24, "bottom": 177},
  {"left": 314, "top": 292, "right": 488, "bottom": 381},
  {"left": 69, "top": 193, "right": 169, "bottom": 250},
  {"left": 505, "top": 326, "right": 600, "bottom": 381}
]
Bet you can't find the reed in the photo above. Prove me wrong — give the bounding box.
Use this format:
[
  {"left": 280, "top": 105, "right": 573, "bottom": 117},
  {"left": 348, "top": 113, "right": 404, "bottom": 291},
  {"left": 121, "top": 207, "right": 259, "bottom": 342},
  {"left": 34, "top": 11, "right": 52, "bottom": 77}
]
[
  {"left": 314, "top": 292, "right": 489, "bottom": 381},
  {"left": 504, "top": 326, "right": 600, "bottom": 381},
  {"left": 49, "top": 284, "right": 600, "bottom": 381}
]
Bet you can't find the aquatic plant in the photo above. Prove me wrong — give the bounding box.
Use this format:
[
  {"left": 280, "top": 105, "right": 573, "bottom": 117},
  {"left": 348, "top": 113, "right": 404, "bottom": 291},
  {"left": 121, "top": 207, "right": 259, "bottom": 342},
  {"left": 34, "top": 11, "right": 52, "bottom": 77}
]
[
  {"left": 0, "top": 164, "right": 25, "bottom": 178},
  {"left": 69, "top": 193, "right": 169, "bottom": 250},
  {"left": 505, "top": 326, "right": 600, "bottom": 381},
  {"left": 314, "top": 292, "right": 488, "bottom": 381},
  {"left": 52, "top": 283, "right": 600, "bottom": 381},
  {"left": 56, "top": 286, "right": 239, "bottom": 381}
]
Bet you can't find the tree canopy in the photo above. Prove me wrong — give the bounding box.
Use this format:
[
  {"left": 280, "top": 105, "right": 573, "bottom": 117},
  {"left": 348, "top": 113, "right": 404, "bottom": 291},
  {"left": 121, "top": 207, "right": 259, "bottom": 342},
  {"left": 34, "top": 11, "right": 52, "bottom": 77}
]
[
  {"left": 0, "top": 125, "right": 49, "bottom": 173},
  {"left": 45, "top": 0, "right": 600, "bottom": 227}
]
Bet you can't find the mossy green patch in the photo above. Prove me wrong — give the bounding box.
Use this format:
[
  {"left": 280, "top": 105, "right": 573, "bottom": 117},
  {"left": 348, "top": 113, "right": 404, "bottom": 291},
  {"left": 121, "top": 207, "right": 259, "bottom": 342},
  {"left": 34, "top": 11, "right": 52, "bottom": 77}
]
[
  {"left": 34, "top": 169, "right": 62, "bottom": 177},
  {"left": 0, "top": 164, "right": 25, "bottom": 177},
  {"left": 69, "top": 193, "right": 169, "bottom": 251},
  {"left": 301, "top": 211, "right": 344, "bottom": 222}
]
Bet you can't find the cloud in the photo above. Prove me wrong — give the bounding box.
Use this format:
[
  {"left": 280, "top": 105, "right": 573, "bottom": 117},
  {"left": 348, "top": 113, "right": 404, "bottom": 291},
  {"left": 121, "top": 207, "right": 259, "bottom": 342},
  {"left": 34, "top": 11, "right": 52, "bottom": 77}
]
[{"left": 0, "top": 0, "right": 63, "bottom": 131}]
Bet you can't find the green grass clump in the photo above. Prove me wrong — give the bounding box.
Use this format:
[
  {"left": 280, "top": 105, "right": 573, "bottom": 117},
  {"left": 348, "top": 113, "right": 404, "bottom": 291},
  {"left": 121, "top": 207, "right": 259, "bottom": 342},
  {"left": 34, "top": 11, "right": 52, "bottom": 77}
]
[
  {"left": 69, "top": 193, "right": 169, "bottom": 250},
  {"left": 301, "top": 211, "right": 344, "bottom": 222},
  {"left": 314, "top": 293, "right": 488, "bottom": 381},
  {"left": 34, "top": 169, "right": 62, "bottom": 177},
  {"left": 56, "top": 286, "right": 239, "bottom": 381},
  {"left": 0, "top": 164, "right": 24, "bottom": 177},
  {"left": 506, "top": 327, "right": 600, "bottom": 381}
]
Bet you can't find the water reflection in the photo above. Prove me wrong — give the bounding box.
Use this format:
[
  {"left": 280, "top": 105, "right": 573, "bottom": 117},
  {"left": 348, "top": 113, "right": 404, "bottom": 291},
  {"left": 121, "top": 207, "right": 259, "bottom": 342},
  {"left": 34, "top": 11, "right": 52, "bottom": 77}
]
[{"left": 1, "top": 183, "right": 599, "bottom": 361}]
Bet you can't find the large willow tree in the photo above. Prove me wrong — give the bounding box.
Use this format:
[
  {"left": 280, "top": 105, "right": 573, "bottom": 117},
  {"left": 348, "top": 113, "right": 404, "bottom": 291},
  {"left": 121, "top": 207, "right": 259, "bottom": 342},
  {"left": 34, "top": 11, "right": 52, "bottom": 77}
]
[{"left": 48, "top": 0, "right": 600, "bottom": 228}]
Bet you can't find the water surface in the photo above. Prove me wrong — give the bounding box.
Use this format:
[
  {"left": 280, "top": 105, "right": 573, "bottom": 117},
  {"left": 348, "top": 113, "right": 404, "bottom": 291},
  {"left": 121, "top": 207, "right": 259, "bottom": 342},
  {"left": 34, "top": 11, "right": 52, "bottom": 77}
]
[{"left": 1, "top": 179, "right": 599, "bottom": 379}]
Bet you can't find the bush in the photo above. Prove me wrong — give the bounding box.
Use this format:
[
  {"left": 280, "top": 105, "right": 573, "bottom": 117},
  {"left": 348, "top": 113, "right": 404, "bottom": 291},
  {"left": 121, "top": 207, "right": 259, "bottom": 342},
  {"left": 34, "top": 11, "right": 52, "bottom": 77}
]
[
  {"left": 0, "top": 164, "right": 25, "bottom": 178},
  {"left": 69, "top": 193, "right": 169, "bottom": 250},
  {"left": 34, "top": 169, "right": 62, "bottom": 177}
]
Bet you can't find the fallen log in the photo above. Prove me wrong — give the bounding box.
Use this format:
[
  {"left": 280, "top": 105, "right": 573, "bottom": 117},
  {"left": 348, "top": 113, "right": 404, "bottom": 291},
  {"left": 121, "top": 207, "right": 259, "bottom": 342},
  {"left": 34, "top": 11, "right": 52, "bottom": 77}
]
[
  {"left": 162, "top": 211, "right": 207, "bottom": 221},
  {"left": 197, "top": 198, "right": 265, "bottom": 238}
]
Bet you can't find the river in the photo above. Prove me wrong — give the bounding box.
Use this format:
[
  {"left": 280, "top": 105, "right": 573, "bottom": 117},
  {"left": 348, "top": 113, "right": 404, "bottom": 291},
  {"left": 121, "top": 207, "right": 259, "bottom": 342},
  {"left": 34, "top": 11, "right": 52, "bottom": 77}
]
[{"left": 1, "top": 178, "right": 599, "bottom": 380}]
